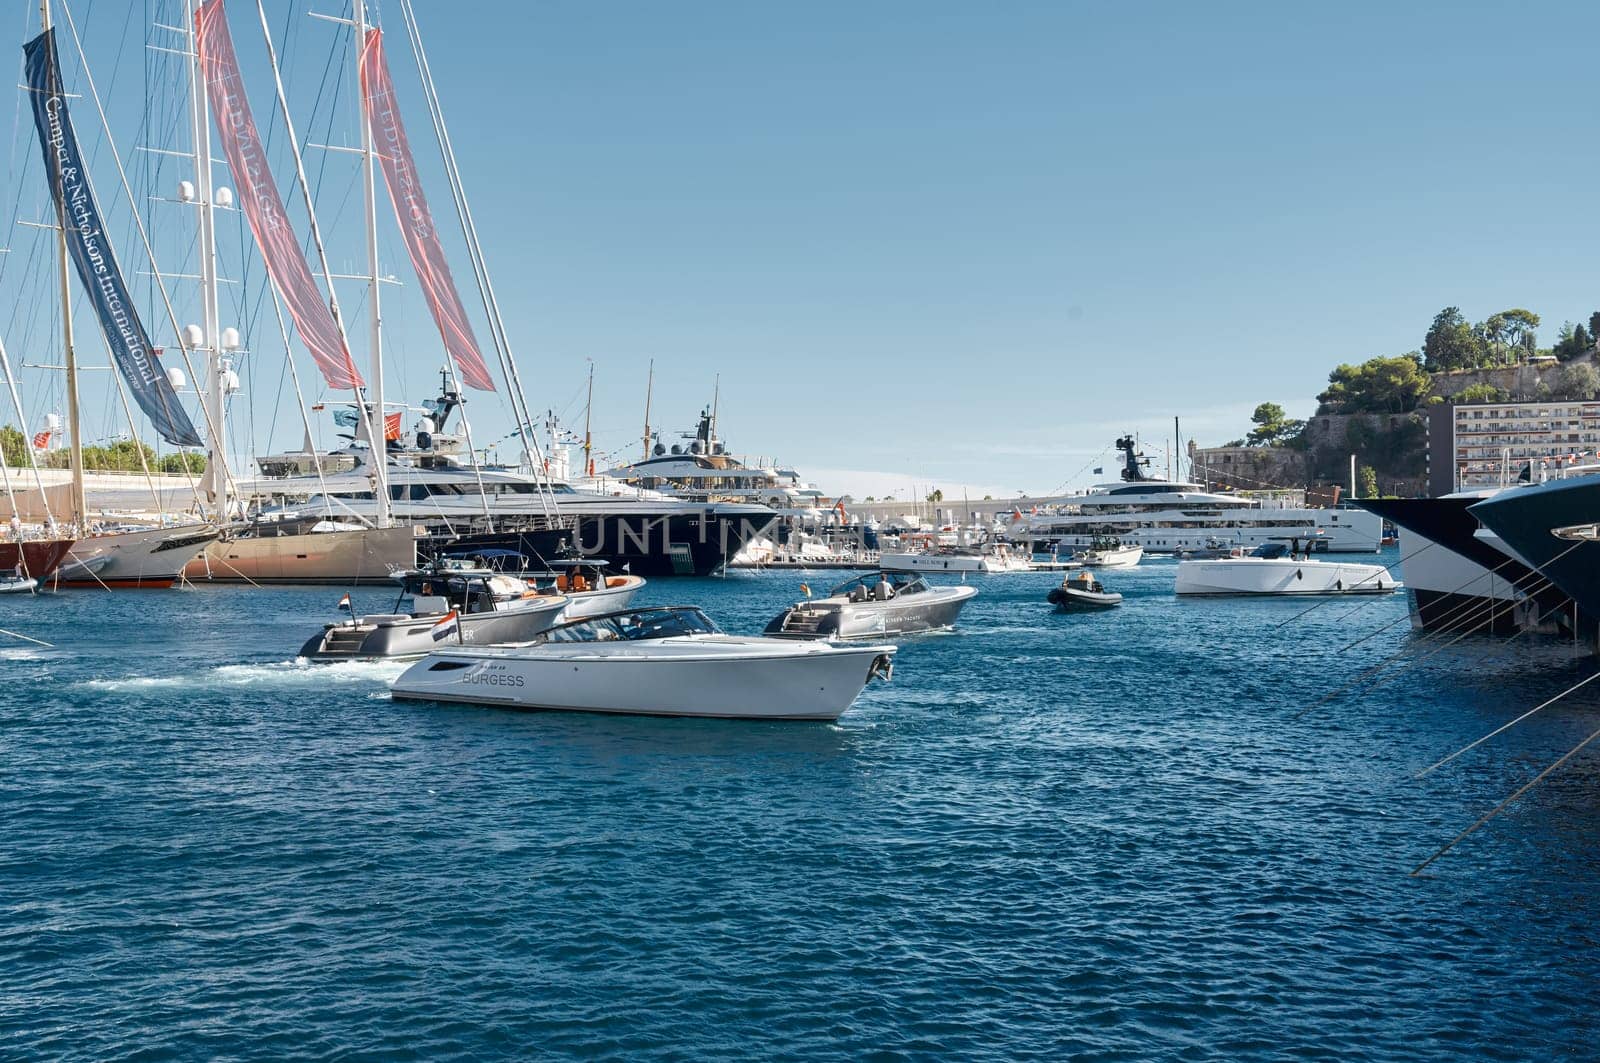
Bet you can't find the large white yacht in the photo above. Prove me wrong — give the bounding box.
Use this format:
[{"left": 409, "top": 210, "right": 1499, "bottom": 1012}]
[
  {"left": 200, "top": 381, "right": 776, "bottom": 582},
  {"left": 604, "top": 408, "right": 826, "bottom": 519},
  {"left": 1024, "top": 437, "right": 1383, "bottom": 555}
]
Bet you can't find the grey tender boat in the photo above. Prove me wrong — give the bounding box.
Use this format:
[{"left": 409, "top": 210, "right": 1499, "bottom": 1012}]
[
  {"left": 299, "top": 561, "right": 569, "bottom": 660},
  {"left": 765, "top": 571, "right": 978, "bottom": 641}
]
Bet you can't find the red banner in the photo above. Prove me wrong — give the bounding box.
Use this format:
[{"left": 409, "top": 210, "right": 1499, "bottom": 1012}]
[
  {"left": 195, "top": 0, "right": 363, "bottom": 391},
  {"left": 384, "top": 411, "right": 402, "bottom": 441},
  {"left": 360, "top": 29, "right": 495, "bottom": 392}
]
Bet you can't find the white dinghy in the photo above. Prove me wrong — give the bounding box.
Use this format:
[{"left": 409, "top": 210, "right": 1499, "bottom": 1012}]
[{"left": 391, "top": 606, "right": 896, "bottom": 721}]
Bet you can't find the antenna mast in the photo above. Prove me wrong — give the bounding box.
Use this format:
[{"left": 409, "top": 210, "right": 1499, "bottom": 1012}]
[{"left": 642, "top": 359, "right": 653, "bottom": 460}]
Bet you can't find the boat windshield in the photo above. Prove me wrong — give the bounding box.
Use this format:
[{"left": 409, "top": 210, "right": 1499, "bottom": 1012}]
[
  {"left": 539, "top": 606, "right": 720, "bottom": 644},
  {"left": 1250, "top": 543, "right": 1289, "bottom": 559},
  {"left": 828, "top": 572, "right": 927, "bottom": 598}
]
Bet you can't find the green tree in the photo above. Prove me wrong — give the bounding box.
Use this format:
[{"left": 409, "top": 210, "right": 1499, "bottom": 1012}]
[
  {"left": 1495, "top": 308, "right": 1540, "bottom": 363},
  {"left": 1316, "top": 354, "right": 1430, "bottom": 414},
  {"left": 1552, "top": 363, "right": 1600, "bottom": 400},
  {"left": 1246, "top": 402, "right": 1304, "bottom": 447},
  {"left": 1451, "top": 382, "right": 1509, "bottom": 404},
  {"left": 1357, "top": 464, "right": 1379, "bottom": 498},
  {"left": 0, "top": 425, "right": 25, "bottom": 467},
  {"left": 925, "top": 489, "right": 943, "bottom": 503},
  {"left": 1551, "top": 321, "right": 1593, "bottom": 362},
  {"left": 1424, "top": 307, "right": 1487, "bottom": 371},
  {"left": 1589, "top": 311, "right": 1600, "bottom": 342}
]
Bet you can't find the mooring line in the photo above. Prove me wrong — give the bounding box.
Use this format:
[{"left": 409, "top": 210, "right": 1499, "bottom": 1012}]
[
  {"left": 1411, "top": 720, "right": 1600, "bottom": 876},
  {"left": 1416, "top": 670, "right": 1600, "bottom": 779},
  {"left": 0, "top": 625, "right": 52, "bottom": 648}
]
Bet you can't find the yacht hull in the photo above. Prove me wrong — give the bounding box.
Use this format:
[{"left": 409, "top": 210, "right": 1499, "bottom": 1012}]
[
  {"left": 432, "top": 510, "right": 774, "bottom": 578},
  {"left": 1469, "top": 477, "right": 1600, "bottom": 639},
  {"left": 391, "top": 636, "right": 896, "bottom": 720},
  {"left": 1355, "top": 497, "right": 1532, "bottom": 635},
  {"left": 1175, "top": 558, "right": 1398, "bottom": 596},
  {"left": 54, "top": 525, "right": 219, "bottom": 589},
  {"left": 0, "top": 539, "right": 75, "bottom": 582},
  {"left": 186, "top": 525, "right": 418, "bottom": 585}
]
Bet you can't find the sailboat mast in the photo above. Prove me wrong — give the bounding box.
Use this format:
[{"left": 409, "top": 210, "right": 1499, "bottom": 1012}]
[
  {"left": 40, "top": 0, "right": 84, "bottom": 529},
  {"left": 352, "top": 0, "right": 391, "bottom": 528},
  {"left": 184, "top": 0, "right": 226, "bottom": 518},
  {"left": 641, "top": 359, "right": 653, "bottom": 460},
  {"left": 582, "top": 361, "right": 593, "bottom": 478}
]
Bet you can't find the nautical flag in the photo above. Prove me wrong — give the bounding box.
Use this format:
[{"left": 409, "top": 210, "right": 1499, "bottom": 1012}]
[
  {"left": 337, "top": 592, "right": 352, "bottom": 611},
  {"left": 1011, "top": 507, "right": 1022, "bottom": 521},
  {"left": 385, "top": 412, "right": 402, "bottom": 441},
  {"left": 432, "top": 610, "right": 460, "bottom": 641},
  {"left": 195, "top": 1, "right": 364, "bottom": 391},
  {"left": 31, "top": 430, "right": 50, "bottom": 450},
  {"left": 359, "top": 29, "right": 496, "bottom": 392},
  {"left": 800, "top": 583, "right": 811, "bottom": 598}
]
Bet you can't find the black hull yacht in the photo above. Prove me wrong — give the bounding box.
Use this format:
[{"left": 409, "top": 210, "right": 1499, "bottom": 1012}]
[{"left": 1468, "top": 474, "right": 1600, "bottom": 648}]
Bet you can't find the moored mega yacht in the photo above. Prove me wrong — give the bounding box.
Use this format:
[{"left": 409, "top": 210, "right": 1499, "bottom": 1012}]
[
  {"left": 1468, "top": 469, "right": 1600, "bottom": 647},
  {"left": 604, "top": 407, "right": 827, "bottom": 520},
  {"left": 219, "top": 381, "right": 776, "bottom": 581},
  {"left": 1023, "top": 437, "right": 1382, "bottom": 555}
]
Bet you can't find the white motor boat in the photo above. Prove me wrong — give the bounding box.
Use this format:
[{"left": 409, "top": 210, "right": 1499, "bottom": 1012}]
[
  {"left": 1074, "top": 537, "right": 1143, "bottom": 568},
  {"left": 1175, "top": 541, "right": 1399, "bottom": 597},
  {"left": 299, "top": 561, "right": 570, "bottom": 660},
  {"left": 437, "top": 553, "right": 645, "bottom": 620},
  {"left": 765, "top": 571, "right": 978, "bottom": 640},
  {"left": 391, "top": 606, "right": 896, "bottom": 721}
]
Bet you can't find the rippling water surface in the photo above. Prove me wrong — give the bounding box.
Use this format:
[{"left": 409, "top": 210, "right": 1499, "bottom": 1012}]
[{"left": 5, "top": 551, "right": 1600, "bottom": 1059}]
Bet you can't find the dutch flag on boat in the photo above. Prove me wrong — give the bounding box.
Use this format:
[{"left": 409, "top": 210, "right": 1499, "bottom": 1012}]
[
  {"left": 432, "top": 610, "right": 460, "bottom": 641},
  {"left": 337, "top": 592, "right": 352, "bottom": 611}
]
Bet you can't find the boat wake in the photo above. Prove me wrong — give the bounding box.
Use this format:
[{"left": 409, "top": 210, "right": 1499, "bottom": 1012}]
[{"left": 83, "top": 657, "right": 409, "bottom": 693}]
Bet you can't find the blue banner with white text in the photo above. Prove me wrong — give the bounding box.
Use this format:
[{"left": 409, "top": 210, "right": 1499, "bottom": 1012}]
[{"left": 25, "top": 29, "right": 202, "bottom": 447}]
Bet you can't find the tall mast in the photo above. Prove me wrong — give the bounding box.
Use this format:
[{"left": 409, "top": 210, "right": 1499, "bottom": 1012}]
[
  {"left": 184, "top": 0, "right": 227, "bottom": 518},
  {"left": 582, "top": 361, "right": 594, "bottom": 478},
  {"left": 641, "top": 359, "right": 653, "bottom": 460},
  {"left": 41, "top": 0, "right": 84, "bottom": 529},
  {"left": 352, "top": 0, "right": 390, "bottom": 527},
  {"left": 711, "top": 374, "right": 719, "bottom": 439}
]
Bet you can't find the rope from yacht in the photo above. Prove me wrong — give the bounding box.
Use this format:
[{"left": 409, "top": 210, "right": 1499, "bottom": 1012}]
[
  {"left": 1411, "top": 708, "right": 1600, "bottom": 876},
  {"left": 1417, "top": 669, "right": 1600, "bottom": 780},
  {"left": 0, "top": 624, "right": 52, "bottom": 647},
  {"left": 0, "top": 325, "right": 56, "bottom": 529},
  {"left": 1271, "top": 538, "right": 1440, "bottom": 630}
]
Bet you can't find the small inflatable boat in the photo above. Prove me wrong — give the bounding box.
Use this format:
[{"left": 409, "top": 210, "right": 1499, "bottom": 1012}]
[{"left": 1047, "top": 571, "right": 1122, "bottom": 611}]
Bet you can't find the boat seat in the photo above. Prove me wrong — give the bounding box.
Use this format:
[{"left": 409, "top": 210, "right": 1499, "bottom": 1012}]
[{"left": 411, "top": 595, "right": 450, "bottom": 615}]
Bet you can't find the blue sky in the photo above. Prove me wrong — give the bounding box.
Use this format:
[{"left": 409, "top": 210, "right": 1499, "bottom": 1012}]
[{"left": 12, "top": 1, "right": 1600, "bottom": 499}]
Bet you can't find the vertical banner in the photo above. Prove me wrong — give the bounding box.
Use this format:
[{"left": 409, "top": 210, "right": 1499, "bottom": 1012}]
[
  {"left": 194, "top": 0, "right": 364, "bottom": 391},
  {"left": 360, "top": 29, "right": 496, "bottom": 392},
  {"left": 25, "top": 30, "right": 203, "bottom": 447}
]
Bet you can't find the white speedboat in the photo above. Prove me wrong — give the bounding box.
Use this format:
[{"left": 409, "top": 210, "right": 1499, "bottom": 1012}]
[
  {"left": 765, "top": 571, "right": 978, "bottom": 640},
  {"left": 299, "top": 562, "right": 569, "bottom": 660},
  {"left": 1175, "top": 541, "right": 1398, "bottom": 597},
  {"left": 438, "top": 553, "right": 645, "bottom": 620},
  {"left": 1074, "top": 537, "right": 1143, "bottom": 568},
  {"left": 391, "top": 606, "right": 896, "bottom": 721}
]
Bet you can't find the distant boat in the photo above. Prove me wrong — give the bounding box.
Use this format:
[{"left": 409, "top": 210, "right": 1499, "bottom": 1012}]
[
  {"left": 391, "top": 606, "right": 896, "bottom": 721},
  {"left": 1175, "top": 539, "right": 1398, "bottom": 597},
  {"left": 1073, "top": 537, "right": 1142, "bottom": 568},
  {"left": 879, "top": 540, "right": 1030, "bottom": 573},
  {"left": 765, "top": 571, "right": 978, "bottom": 640},
  {"left": 1048, "top": 570, "right": 1122, "bottom": 611}
]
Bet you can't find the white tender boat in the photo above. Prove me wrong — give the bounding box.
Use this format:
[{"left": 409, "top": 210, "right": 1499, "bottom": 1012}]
[
  {"left": 437, "top": 553, "right": 645, "bottom": 620},
  {"left": 391, "top": 606, "right": 896, "bottom": 721},
  {"left": 1175, "top": 541, "right": 1399, "bottom": 597},
  {"left": 1074, "top": 537, "right": 1143, "bottom": 568},
  {"left": 765, "top": 571, "right": 978, "bottom": 640}
]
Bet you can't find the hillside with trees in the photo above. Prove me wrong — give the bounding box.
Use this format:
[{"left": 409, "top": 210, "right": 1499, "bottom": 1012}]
[{"left": 1217, "top": 304, "right": 1600, "bottom": 494}]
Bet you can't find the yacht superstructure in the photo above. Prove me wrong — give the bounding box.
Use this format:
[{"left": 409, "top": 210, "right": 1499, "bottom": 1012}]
[{"left": 1024, "top": 437, "right": 1382, "bottom": 554}]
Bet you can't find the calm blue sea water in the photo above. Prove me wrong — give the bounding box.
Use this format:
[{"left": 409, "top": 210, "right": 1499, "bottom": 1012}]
[{"left": 3, "top": 550, "right": 1599, "bottom": 1060}]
